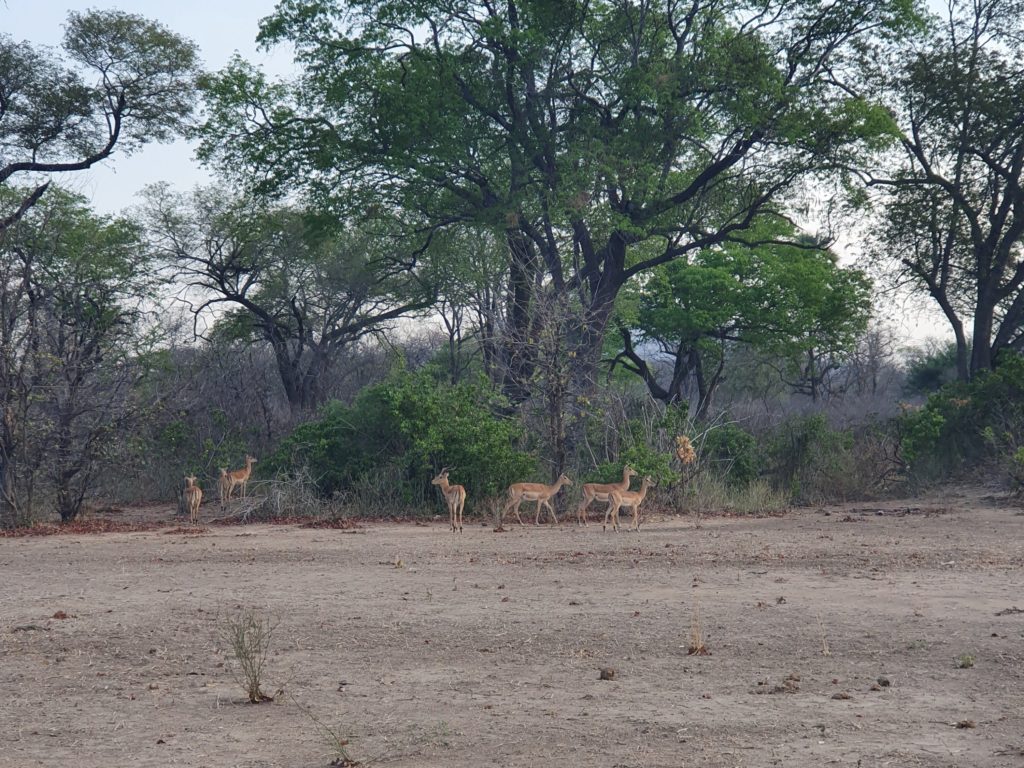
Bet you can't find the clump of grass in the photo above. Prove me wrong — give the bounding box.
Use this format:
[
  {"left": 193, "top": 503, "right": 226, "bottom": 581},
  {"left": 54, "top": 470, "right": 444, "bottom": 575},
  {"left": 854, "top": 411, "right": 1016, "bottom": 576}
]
[
  {"left": 681, "top": 475, "right": 789, "bottom": 517},
  {"left": 955, "top": 653, "right": 976, "bottom": 669},
  {"left": 291, "top": 694, "right": 358, "bottom": 766},
  {"left": 817, "top": 613, "right": 831, "bottom": 657},
  {"left": 687, "top": 597, "right": 710, "bottom": 656},
  {"left": 220, "top": 607, "right": 277, "bottom": 703}
]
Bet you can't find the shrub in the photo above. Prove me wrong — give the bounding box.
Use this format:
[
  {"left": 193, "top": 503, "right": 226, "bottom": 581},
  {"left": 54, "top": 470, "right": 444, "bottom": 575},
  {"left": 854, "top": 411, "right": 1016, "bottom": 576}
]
[
  {"left": 267, "top": 370, "right": 535, "bottom": 513},
  {"left": 767, "top": 415, "right": 854, "bottom": 502},
  {"left": 588, "top": 442, "right": 676, "bottom": 488},
  {"left": 220, "top": 608, "right": 276, "bottom": 703},
  {"left": 699, "top": 423, "right": 761, "bottom": 486},
  {"left": 900, "top": 354, "right": 1024, "bottom": 483}
]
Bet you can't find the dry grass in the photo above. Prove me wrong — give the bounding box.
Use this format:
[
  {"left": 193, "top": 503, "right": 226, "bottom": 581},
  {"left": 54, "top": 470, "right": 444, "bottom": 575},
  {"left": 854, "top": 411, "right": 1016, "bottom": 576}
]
[
  {"left": 219, "top": 608, "right": 277, "bottom": 703},
  {"left": 687, "top": 596, "right": 710, "bottom": 656}
]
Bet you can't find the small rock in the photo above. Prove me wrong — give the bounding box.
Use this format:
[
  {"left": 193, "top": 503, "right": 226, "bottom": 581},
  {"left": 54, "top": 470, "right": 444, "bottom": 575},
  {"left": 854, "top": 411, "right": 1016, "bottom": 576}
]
[
  {"left": 877, "top": 676, "right": 891, "bottom": 687},
  {"left": 599, "top": 667, "right": 616, "bottom": 681},
  {"left": 831, "top": 692, "right": 852, "bottom": 700}
]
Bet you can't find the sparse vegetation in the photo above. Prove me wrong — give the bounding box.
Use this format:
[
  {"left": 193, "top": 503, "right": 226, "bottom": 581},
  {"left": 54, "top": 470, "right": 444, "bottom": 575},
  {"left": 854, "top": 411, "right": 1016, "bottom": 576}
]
[{"left": 220, "top": 608, "right": 277, "bottom": 703}]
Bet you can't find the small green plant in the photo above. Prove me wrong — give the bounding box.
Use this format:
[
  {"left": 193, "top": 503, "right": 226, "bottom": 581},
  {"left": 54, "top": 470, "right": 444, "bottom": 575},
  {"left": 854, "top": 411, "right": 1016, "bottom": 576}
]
[
  {"left": 220, "top": 608, "right": 277, "bottom": 703},
  {"left": 955, "top": 653, "right": 976, "bottom": 669}
]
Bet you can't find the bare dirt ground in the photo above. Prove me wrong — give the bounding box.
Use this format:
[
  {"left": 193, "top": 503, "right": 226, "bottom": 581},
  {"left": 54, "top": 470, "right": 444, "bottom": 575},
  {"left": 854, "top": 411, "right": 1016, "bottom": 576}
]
[{"left": 2, "top": 488, "right": 1023, "bottom": 768}]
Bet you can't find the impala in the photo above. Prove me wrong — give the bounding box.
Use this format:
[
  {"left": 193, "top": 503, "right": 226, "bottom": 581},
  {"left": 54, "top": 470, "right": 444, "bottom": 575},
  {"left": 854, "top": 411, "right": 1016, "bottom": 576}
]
[
  {"left": 604, "top": 476, "right": 656, "bottom": 532},
  {"left": 576, "top": 465, "right": 637, "bottom": 526},
  {"left": 183, "top": 475, "right": 202, "bottom": 525},
  {"left": 501, "top": 474, "right": 573, "bottom": 526},
  {"left": 221, "top": 455, "right": 256, "bottom": 505},
  {"left": 431, "top": 468, "right": 467, "bottom": 533}
]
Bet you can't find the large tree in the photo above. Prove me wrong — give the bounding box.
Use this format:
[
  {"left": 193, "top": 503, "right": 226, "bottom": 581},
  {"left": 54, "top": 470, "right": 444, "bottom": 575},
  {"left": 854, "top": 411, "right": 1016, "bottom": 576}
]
[
  {"left": 143, "top": 185, "right": 435, "bottom": 412},
  {"left": 868, "top": 0, "right": 1024, "bottom": 379},
  {"left": 0, "top": 187, "right": 153, "bottom": 524},
  {"left": 195, "top": 0, "right": 916, "bottom": 398},
  {"left": 0, "top": 10, "right": 200, "bottom": 232}
]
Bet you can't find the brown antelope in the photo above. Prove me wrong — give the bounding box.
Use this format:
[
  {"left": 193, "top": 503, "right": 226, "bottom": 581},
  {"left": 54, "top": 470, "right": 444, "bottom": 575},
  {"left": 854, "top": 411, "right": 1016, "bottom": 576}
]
[
  {"left": 218, "top": 468, "right": 231, "bottom": 508},
  {"left": 183, "top": 475, "right": 202, "bottom": 525},
  {"left": 431, "top": 468, "right": 467, "bottom": 533},
  {"left": 501, "top": 474, "right": 573, "bottom": 526},
  {"left": 604, "top": 476, "right": 656, "bottom": 532},
  {"left": 576, "top": 465, "right": 637, "bottom": 526},
  {"left": 222, "top": 455, "right": 256, "bottom": 505}
]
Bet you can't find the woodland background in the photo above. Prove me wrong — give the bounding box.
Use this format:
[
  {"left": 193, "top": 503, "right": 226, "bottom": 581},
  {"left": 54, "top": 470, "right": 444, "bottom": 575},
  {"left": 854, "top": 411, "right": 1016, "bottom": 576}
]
[{"left": 2, "top": 0, "right": 1023, "bottom": 527}]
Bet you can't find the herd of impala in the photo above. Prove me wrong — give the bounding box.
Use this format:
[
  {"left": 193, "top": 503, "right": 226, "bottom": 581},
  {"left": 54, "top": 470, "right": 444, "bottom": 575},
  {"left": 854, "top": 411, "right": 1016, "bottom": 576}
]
[
  {"left": 179, "top": 455, "right": 257, "bottom": 525},
  {"left": 431, "top": 465, "right": 656, "bottom": 534},
  {"left": 182, "top": 455, "right": 652, "bottom": 533}
]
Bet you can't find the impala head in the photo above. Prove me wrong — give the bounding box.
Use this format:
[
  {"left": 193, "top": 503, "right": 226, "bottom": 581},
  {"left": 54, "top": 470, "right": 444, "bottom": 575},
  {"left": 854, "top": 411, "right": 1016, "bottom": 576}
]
[
  {"left": 624, "top": 465, "right": 638, "bottom": 478},
  {"left": 558, "top": 473, "right": 573, "bottom": 486},
  {"left": 184, "top": 475, "right": 197, "bottom": 487},
  {"left": 431, "top": 468, "right": 450, "bottom": 486},
  {"left": 641, "top": 475, "right": 655, "bottom": 488},
  {"left": 246, "top": 455, "right": 257, "bottom": 465}
]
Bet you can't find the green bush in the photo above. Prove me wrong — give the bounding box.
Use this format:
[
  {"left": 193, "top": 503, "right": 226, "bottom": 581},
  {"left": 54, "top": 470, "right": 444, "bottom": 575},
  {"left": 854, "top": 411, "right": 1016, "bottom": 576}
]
[
  {"left": 267, "top": 370, "right": 536, "bottom": 513},
  {"left": 766, "top": 414, "right": 854, "bottom": 501},
  {"left": 901, "top": 354, "right": 1024, "bottom": 482},
  {"left": 700, "top": 423, "right": 761, "bottom": 486}
]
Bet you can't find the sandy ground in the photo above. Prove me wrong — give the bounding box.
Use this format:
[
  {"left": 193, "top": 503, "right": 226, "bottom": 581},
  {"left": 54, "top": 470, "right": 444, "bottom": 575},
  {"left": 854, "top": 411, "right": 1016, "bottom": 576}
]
[{"left": 2, "top": 488, "right": 1023, "bottom": 768}]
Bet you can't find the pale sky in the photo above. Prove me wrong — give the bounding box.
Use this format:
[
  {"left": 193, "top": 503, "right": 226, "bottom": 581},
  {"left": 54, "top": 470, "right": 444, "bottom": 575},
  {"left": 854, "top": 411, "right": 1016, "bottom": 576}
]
[
  {"left": 4, "top": 2, "right": 952, "bottom": 346},
  {"left": 4, "top": 0, "right": 296, "bottom": 214}
]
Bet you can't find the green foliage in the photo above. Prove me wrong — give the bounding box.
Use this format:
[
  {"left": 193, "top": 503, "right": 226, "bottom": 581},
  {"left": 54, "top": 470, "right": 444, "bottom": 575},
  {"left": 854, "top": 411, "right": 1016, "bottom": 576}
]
[
  {"left": 268, "top": 370, "right": 535, "bottom": 512},
  {"left": 616, "top": 217, "right": 872, "bottom": 407},
  {"left": 197, "top": 0, "right": 918, "bottom": 386},
  {"left": 900, "top": 355, "right": 1024, "bottom": 481},
  {"left": 591, "top": 443, "right": 675, "bottom": 489},
  {"left": 904, "top": 342, "right": 960, "bottom": 394},
  {"left": 0, "top": 188, "right": 159, "bottom": 523},
  {"left": 767, "top": 415, "right": 855, "bottom": 502},
  {"left": 700, "top": 424, "right": 761, "bottom": 487},
  {"left": 1, "top": 10, "right": 200, "bottom": 232}
]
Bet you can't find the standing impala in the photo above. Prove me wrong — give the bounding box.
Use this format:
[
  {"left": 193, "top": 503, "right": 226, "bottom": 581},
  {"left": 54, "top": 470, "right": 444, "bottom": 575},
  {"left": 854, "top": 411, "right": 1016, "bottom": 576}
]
[
  {"left": 604, "top": 476, "right": 656, "bottom": 532},
  {"left": 576, "top": 465, "right": 637, "bottom": 526},
  {"left": 183, "top": 475, "right": 202, "bottom": 526},
  {"left": 501, "top": 474, "right": 573, "bottom": 526},
  {"left": 221, "top": 455, "right": 257, "bottom": 506},
  {"left": 431, "top": 468, "right": 467, "bottom": 533}
]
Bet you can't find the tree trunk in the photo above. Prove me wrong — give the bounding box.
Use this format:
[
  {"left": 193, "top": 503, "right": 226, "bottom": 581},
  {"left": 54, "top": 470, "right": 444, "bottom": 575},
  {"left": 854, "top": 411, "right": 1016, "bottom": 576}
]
[
  {"left": 970, "top": 291, "right": 995, "bottom": 375},
  {"left": 500, "top": 226, "right": 541, "bottom": 401}
]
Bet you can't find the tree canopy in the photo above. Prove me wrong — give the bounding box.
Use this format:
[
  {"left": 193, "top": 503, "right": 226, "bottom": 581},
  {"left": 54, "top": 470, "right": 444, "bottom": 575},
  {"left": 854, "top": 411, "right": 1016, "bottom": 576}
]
[
  {"left": 614, "top": 219, "right": 872, "bottom": 414},
  {"left": 868, "top": 0, "right": 1024, "bottom": 379},
  {"left": 195, "top": 0, "right": 916, "bottom": 397},
  {"left": 0, "top": 10, "right": 200, "bottom": 233}
]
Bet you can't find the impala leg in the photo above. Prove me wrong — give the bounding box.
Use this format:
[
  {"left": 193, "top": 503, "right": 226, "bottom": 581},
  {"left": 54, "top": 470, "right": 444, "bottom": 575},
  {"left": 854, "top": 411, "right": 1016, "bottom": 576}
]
[
  {"left": 545, "top": 499, "right": 559, "bottom": 525},
  {"left": 505, "top": 499, "right": 524, "bottom": 528},
  {"left": 534, "top": 500, "right": 543, "bottom": 526}
]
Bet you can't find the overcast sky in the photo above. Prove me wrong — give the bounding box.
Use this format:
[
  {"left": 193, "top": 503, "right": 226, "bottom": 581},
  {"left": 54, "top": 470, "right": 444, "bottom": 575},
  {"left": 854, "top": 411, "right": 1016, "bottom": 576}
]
[
  {"left": 4, "top": 0, "right": 296, "bottom": 214},
  {"left": 5, "top": 2, "right": 951, "bottom": 344}
]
